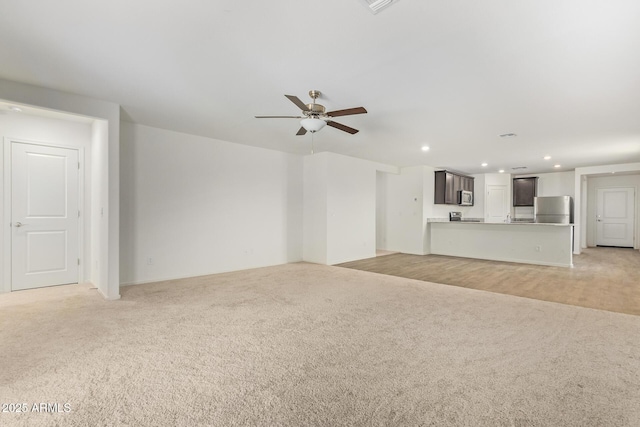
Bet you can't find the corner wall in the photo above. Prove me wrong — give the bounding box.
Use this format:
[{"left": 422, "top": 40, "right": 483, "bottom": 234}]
[
  {"left": 303, "top": 152, "right": 396, "bottom": 265},
  {"left": 119, "top": 122, "right": 303, "bottom": 285},
  {"left": 303, "top": 154, "right": 328, "bottom": 264},
  {"left": 379, "top": 166, "right": 426, "bottom": 255},
  {"left": 326, "top": 154, "right": 380, "bottom": 264}
]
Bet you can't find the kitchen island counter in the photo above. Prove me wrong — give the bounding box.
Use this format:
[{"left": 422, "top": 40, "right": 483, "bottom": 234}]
[
  {"left": 429, "top": 221, "right": 574, "bottom": 267},
  {"left": 443, "top": 221, "right": 572, "bottom": 226}
]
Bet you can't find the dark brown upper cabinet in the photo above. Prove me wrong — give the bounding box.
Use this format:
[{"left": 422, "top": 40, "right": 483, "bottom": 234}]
[
  {"left": 513, "top": 177, "right": 538, "bottom": 206},
  {"left": 434, "top": 170, "right": 474, "bottom": 205}
]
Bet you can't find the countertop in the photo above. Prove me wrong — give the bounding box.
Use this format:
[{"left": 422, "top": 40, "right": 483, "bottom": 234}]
[{"left": 427, "top": 218, "right": 574, "bottom": 227}]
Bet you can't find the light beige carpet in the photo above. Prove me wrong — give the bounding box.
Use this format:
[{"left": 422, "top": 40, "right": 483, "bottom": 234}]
[{"left": 1, "top": 263, "right": 639, "bottom": 426}]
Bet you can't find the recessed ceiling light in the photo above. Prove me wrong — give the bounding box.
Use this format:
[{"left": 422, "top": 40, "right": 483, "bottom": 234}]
[
  {"left": 9, "top": 106, "right": 22, "bottom": 113},
  {"left": 499, "top": 169, "right": 505, "bottom": 173},
  {"left": 499, "top": 133, "right": 517, "bottom": 138},
  {"left": 481, "top": 163, "right": 488, "bottom": 167},
  {"left": 554, "top": 164, "right": 561, "bottom": 168},
  {"left": 544, "top": 155, "right": 551, "bottom": 160},
  {"left": 421, "top": 146, "right": 430, "bottom": 152}
]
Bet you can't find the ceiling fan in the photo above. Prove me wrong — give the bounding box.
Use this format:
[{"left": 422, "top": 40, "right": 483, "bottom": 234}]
[{"left": 255, "top": 90, "right": 367, "bottom": 135}]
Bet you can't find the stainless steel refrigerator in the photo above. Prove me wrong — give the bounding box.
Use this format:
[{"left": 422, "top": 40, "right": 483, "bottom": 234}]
[{"left": 534, "top": 196, "right": 573, "bottom": 224}]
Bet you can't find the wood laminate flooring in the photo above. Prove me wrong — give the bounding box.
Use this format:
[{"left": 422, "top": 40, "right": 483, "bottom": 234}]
[{"left": 337, "top": 247, "right": 640, "bottom": 316}]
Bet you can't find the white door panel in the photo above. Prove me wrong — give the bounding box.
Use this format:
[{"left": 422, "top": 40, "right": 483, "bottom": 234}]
[
  {"left": 26, "top": 152, "right": 68, "bottom": 216},
  {"left": 486, "top": 185, "right": 508, "bottom": 223},
  {"left": 596, "top": 187, "right": 634, "bottom": 247},
  {"left": 26, "top": 231, "right": 68, "bottom": 273},
  {"left": 11, "top": 142, "right": 79, "bottom": 290}
]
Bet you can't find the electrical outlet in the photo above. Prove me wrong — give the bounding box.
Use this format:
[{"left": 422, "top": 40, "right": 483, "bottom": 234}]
[
  {"left": 147, "top": 257, "right": 154, "bottom": 265},
  {"left": 535, "top": 246, "right": 541, "bottom": 252}
]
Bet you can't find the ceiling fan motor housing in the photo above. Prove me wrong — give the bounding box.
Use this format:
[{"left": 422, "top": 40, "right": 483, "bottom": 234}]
[{"left": 305, "top": 103, "right": 326, "bottom": 117}]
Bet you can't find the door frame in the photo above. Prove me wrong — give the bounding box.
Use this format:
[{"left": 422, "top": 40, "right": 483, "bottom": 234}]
[
  {"left": 2, "top": 138, "right": 85, "bottom": 293},
  {"left": 594, "top": 185, "right": 636, "bottom": 248}
]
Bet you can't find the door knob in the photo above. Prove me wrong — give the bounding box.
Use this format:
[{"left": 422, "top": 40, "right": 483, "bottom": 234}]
[{"left": 14, "top": 222, "right": 26, "bottom": 227}]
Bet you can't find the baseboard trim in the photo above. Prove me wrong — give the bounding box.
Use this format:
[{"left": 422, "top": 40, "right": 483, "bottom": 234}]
[
  {"left": 96, "top": 286, "right": 121, "bottom": 300},
  {"left": 120, "top": 263, "right": 294, "bottom": 287}
]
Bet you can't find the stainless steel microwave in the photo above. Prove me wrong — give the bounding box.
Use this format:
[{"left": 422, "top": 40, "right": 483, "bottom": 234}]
[{"left": 458, "top": 190, "right": 473, "bottom": 206}]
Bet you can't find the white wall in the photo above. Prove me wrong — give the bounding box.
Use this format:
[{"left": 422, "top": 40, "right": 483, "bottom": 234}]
[
  {"left": 119, "top": 122, "right": 303, "bottom": 285},
  {"left": 376, "top": 171, "right": 387, "bottom": 249},
  {"left": 304, "top": 152, "right": 396, "bottom": 264},
  {"left": 91, "top": 120, "right": 109, "bottom": 289},
  {"left": 303, "top": 154, "right": 328, "bottom": 264},
  {"left": 379, "top": 166, "right": 425, "bottom": 255},
  {"left": 326, "top": 154, "right": 379, "bottom": 265},
  {"left": 536, "top": 171, "right": 576, "bottom": 197},
  {"left": 586, "top": 174, "right": 640, "bottom": 248},
  {"left": 0, "top": 79, "right": 119, "bottom": 299},
  {"left": 467, "top": 174, "right": 485, "bottom": 219}
]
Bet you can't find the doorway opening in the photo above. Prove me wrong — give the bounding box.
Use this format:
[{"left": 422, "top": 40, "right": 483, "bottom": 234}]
[
  {"left": 0, "top": 91, "right": 117, "bottom": 300},
  {"left": 584, "top": 173, "right": 640, "bottom": 251},
  {"left": 0, "top": 105, "right": 98, "bottom": 295},
  {"left": 6, "top": 141, "right": 83, "bottom": 291}
]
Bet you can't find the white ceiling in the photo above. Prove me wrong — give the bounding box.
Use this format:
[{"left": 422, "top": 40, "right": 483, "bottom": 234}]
[{"left": 1, "top": 0, "right": 639, "bottom": 175}]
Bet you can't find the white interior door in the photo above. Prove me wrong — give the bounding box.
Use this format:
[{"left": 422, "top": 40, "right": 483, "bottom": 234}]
[
  {"left": 11, "top": 142, "right": 79, "bottom": 290},
  {"left": 596, "top": 187, "right": 635, "bottom": 247},
  {"left": 485, "top": 184, "right": 508, "bottom": 223}
]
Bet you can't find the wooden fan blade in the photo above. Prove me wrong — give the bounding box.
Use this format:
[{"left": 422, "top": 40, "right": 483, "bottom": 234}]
[
  {"left": 326, "top": 107, "right": 367, "bottom": 117},
  {"left": 327, "top": 121, "right": 359, "bottom": 134},
  {"left": 296, "top": 127, "right": 307, "bottom": 136},
  {"left": 255, "top": 115, "right": 302, "bottom": 118},
  {"left": 285, "top": 95, "right": 310, "bottom": 111}
]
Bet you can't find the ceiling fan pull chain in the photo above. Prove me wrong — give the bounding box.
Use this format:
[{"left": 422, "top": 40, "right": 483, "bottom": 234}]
[{"left": 311, "top": 132, "right": 315, "bottom": 154}]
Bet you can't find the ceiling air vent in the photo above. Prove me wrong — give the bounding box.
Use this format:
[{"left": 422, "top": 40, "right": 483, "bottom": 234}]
[
  {"left": 511, "top": 167, "right": 528, "bottom": 170},
  {"left": 359, "top": 0, "right": 398, "bottom": 14}
]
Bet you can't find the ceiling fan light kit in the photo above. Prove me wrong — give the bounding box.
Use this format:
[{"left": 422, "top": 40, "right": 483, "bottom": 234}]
[
  {"left": 300, "top": 118, "right": 326, "bottom": 133},
  {"left": 255, "top": 90, "right": 367, "bottom": 136}
]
